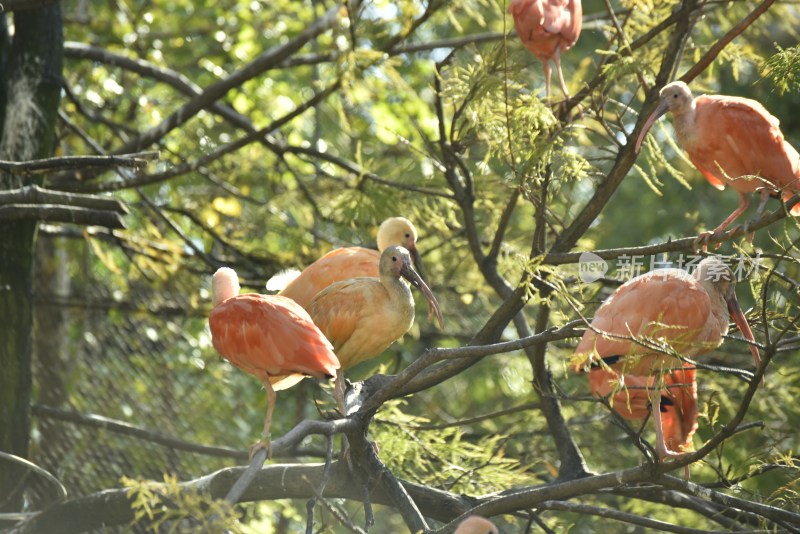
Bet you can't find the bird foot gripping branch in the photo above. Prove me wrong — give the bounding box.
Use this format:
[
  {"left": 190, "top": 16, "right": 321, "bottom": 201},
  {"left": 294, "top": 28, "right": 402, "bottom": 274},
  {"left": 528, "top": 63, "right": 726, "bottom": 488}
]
[{"left": 249, "top": 434, "right": 272, "bottom": 461}]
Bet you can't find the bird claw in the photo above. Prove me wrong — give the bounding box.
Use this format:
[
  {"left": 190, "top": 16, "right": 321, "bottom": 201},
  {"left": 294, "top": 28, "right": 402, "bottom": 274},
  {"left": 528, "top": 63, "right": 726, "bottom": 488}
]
[
  {"left": 693, "top": 231, "right": 722, "bottom": 252},
  {"left": 250, "top": 434, "right": 272, "bottom": 461},
  {"left": 657, "top": 449, "right": 692, "bottom": 480},
  {"left": 737, "top": 220, "right": 756, "bottom": 244}
]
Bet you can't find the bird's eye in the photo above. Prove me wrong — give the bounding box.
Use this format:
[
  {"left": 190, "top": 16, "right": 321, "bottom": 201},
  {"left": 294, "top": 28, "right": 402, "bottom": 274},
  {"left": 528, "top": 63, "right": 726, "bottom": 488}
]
[
  {"left": 392, "top": 256, "right": 397, "bottom": 262},
  {"left": 405, "top": 233, "right": 410, "bottom": 238},
  {"left": 673, "top": 93, "right": 678, "bottom": 98}
]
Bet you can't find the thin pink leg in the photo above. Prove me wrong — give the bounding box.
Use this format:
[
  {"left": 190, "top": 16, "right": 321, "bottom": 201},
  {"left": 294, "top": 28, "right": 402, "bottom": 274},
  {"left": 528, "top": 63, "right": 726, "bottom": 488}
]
[
  {"left": 553, "top": 48, "right": 570, "bottom": 100},
  {"left": 251, "top": 380, "right": 276, "bottom": 459},
  {"left": 696, "top": 192, "right": 751, "bottom": 250},
  {"left": 542, "top": 61, "right": 552, "bottom": 99},
  {"left": 711, "top": 192, "right": 751, "bottom": 234},
  {"left": 650, "top": 385, "right": 690, "bottom": 479}
]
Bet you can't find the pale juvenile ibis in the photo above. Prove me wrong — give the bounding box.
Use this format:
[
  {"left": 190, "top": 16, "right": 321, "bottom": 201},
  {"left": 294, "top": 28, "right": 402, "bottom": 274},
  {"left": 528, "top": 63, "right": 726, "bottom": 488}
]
[
  {"left": 277, "top": 217, "right": 427, "bottom": 309},
  {"left": 307, "top": 245, "right": 443, "bottom": 412}
]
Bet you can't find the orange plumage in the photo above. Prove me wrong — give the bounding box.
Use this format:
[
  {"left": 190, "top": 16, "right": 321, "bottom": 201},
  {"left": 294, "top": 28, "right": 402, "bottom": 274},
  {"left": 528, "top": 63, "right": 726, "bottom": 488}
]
[
  {"left": 636, "top": 82, "right": 800, "bottom": 243},
  {"left": 589, "top": 365, "right": 698, "bottom": 454},
  {"left": 509, "top": 0, "right": 582, "bottom": 98},
  {"left": 208, "top": 267, "right": 340, "bottom": 455},
  {"left": 574, "top": 257, "right": 759, "bottom": 464},
  {"left": 278, "top": 217, "right": 426, "bottom": 309},
  {"left": 306, "top": 246, "right": 443, "bottom": 412}
]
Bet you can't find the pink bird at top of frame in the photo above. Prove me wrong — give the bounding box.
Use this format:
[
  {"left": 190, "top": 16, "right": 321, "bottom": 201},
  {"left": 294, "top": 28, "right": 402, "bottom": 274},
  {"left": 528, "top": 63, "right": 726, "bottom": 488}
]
[{"left": 509, "top": 0, "right": 582, "bottom": 99}]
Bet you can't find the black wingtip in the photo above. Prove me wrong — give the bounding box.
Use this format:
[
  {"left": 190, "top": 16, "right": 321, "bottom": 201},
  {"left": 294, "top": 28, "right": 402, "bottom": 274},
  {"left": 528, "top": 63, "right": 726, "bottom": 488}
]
[{"left": 589, "top": 355, "right": 622, "bottom": 368}]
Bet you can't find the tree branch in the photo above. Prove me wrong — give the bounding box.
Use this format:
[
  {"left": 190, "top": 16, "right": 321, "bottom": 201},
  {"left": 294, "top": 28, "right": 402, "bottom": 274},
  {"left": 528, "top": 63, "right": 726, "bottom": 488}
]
[
  {"left": 544, "top": 195, "right": 799, "bottom": 265},
  {"left": 679, "top": 0, "right": 777, "bottom": 83},
  {"left": 111, "top": 2, "right": 356, "bottom": 155},
  {"left": 0, "top": 205, "right": 125, "bottom": 228},
  {"left": 535, "top": 500, "right": 714, "bottom": 534},
  {"left": 0, "top": 152, "right": 156, "bottom": 175},
  {"left": 10, "top": 460, "right": 474, "bottom": 533}
]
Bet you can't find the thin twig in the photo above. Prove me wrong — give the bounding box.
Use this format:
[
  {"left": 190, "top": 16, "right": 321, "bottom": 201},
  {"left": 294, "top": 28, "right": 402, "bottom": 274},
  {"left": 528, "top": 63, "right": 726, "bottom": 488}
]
[
  {"left": 536, "top": 500, "right": 720, "bottom": 534},
  {"left": 32, "top": 404, "right": 248, "bottom": 459}
]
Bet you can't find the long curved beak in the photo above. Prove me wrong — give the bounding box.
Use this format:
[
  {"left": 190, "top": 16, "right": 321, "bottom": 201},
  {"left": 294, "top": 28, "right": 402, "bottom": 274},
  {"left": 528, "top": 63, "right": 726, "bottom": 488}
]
[
  {"left": 400, "top": 263, "right": 444, "bottom": 329},
  {"left": 634, "top": 99, "right": 670, "bottom": 153},
  {"left": 725, "top": 290, "right": 763, "bottom": 382},
  {"left": 408, "top": 245, "right": 429, "bottom": 286}
]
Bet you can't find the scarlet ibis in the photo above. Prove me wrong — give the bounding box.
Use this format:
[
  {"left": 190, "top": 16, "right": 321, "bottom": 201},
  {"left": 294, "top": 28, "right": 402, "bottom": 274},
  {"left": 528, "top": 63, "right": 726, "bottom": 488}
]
[
  {"left": 306, "top": 245, "right": 443, "bottom": 412},
  {"left": 509, "top": 0, "right": 582, "bottom": 99},
  {"left": 635, "top": 81, "right": 800, "bottom": 246},
  {"left": 589, "top": 365, "right": 698, "bottom": 455},
  {"left": 277, "top": 217, "right": 427, "bottom": 309},
  {"left": 454, "top": 515, "right": 499, "bottom": 534},
  {"left": 573, "top": 256, "right": 760, "bottom": 463},
  {"left": 208, "top": 267, "right": 340, "bottom": 456}
]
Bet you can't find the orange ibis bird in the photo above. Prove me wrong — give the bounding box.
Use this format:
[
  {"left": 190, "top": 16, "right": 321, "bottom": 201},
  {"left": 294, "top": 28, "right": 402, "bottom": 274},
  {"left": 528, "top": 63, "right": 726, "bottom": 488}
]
[
  {"left": 208, "top": 267, "right": 340, "bottom": 456},
  {"left": 276, "top": 217, "right": 427, "bottom": 309},
  {"left": 635, "top": 81, "right": 800, "bottom": 246},
  {"left": 589, "top": 365, "right": 698, "bottom": 455},
  {"left": 573, "top": 256, "right": 760, "bottom": 463},
  {"left": 306, "top": 245, "right": 444, "bottom": 412},
  {"left": 454, "top": 515, "right": 499, "bottom": 534},
  {"left": 509, "top": 0, "right": 582, "bottom": 99}
]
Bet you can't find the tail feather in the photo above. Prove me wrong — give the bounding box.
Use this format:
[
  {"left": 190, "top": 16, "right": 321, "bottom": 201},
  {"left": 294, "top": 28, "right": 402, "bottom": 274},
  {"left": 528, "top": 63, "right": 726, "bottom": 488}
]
[{"left": 266, "top": 268, "right": 302, "bottom": 292}]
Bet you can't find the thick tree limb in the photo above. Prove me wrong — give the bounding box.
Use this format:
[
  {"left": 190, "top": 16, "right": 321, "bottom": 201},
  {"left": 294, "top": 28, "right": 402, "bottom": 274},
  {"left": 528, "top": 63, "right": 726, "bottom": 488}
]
[
  {"left": 0, "top": 152, "right": 156, "bottom": 175},
  {"left": 0, "top": 185, "right": 127, "bottom": 213},
  {"left": 0, "top": 205, "right": 125, "bottom": 228},
  {"left": 0, "top": 185, "right": 128, "bottom": 228},
  {"left": 10, "top": 460, "right": 473, "bottom": 533}
]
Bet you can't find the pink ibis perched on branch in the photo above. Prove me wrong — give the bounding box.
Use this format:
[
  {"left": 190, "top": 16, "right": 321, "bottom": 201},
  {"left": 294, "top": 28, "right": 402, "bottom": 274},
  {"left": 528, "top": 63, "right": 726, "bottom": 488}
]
[
  {"left": 573, "top": 256, "right": 760, "bottom": 465},
  {"left": 509, "top": 0, "right": 582, "bottom": 99},
  {"left": 635, "top": 81, "right": 800, "bottom": 248},
  {"left": 307, "top": 245, "right": 443, "bottom": 412},
  {"left": 209, "top": 267, "right": 340, "bottom": 456},
  {"left": 276, "top": 217, "right": 427, "bottom": 309}
]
